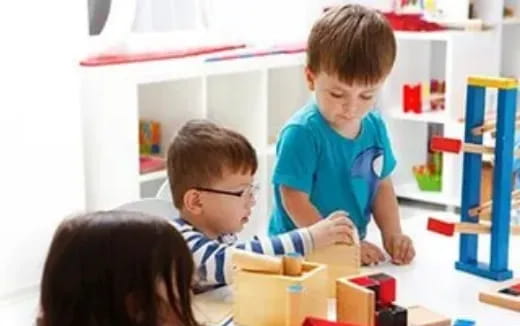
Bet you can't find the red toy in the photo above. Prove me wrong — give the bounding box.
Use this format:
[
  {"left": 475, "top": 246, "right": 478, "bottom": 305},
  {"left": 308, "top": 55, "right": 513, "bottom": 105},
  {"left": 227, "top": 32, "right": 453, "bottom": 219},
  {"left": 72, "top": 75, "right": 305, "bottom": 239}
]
[
  {"left": 427, "top": 217, "right": 458, "bottom": 236},
  {"left": 383, "top": 13, "right": 444, "bottom": 32},
  {"left": 403, "top": 84, "right": 422, "bottom": 113}
]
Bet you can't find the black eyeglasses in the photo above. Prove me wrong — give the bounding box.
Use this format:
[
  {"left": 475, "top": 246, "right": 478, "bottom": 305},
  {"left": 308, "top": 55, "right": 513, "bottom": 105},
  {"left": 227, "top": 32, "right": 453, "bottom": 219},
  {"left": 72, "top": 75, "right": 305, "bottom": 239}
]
[{"left": 195, "top": 183, "right": 259, "bottom": 199}]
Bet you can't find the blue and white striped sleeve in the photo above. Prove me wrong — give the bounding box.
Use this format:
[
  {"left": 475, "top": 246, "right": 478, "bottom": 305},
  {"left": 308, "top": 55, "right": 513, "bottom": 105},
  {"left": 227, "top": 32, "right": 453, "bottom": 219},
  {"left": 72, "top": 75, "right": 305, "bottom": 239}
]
[{"left": 173, "top": 219, "right": 314, "bottom": 290}]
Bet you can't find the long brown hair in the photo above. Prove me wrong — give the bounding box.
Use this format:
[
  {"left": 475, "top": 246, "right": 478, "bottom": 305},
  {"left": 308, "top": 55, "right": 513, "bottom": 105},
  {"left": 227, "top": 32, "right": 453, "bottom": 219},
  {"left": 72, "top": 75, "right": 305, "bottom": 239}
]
[{"left": 39, "top": 210, "right": 198, "bottom": 326}]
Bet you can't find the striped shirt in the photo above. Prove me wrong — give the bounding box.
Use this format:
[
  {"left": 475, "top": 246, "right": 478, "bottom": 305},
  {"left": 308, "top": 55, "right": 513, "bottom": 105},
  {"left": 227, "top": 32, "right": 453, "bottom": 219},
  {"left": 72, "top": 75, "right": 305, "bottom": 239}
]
[{"left": 172, "top": 218, "right": 313, "bottom": 293}]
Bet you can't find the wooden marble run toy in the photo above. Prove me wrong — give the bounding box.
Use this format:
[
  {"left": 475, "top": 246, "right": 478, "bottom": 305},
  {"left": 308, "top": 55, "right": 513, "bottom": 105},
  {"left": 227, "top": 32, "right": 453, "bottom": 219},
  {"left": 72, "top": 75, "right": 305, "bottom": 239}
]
[
  {"left": 479, "top": 278, "right": 520, "bottom": 312},
  {"left": 429, "top": 76, "right": 519, "bottom": 281},
  {"left": 427, "top": 218, "right": 520, "bottom": 237}
]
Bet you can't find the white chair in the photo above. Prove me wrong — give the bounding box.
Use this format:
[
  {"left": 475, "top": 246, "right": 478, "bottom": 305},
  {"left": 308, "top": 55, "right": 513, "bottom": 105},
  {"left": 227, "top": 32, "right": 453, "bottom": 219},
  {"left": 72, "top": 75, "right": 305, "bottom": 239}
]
[
  {"left": 156, "top": 179, "right": 173, "bottom": 202},
  {"left": 117, "top": 198, "right": 179, "bottom": 220}
]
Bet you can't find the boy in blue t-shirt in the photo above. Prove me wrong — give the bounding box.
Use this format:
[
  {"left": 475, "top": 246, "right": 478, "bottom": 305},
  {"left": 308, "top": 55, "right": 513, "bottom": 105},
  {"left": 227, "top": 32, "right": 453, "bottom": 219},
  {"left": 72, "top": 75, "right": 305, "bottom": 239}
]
[{"left": 269, "top": 4, "right": 415, "bottom": 266}]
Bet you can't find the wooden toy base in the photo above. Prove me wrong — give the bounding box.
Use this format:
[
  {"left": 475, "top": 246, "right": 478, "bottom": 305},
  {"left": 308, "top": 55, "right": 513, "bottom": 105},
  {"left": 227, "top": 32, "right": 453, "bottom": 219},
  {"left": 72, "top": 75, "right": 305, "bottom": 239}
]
[{"left": 479, "top": 278, "right": 520, "bottom": 312}]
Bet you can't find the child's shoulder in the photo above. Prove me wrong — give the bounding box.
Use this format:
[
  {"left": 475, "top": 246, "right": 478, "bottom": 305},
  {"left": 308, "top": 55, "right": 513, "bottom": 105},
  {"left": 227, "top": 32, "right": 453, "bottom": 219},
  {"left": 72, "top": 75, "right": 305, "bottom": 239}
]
[
  {"left": 362, "top": 111, "right": 388, "bottom": 135},
  {"left": 283, "top": 101, "right": 324, "bottom": 132},
  {"left": 363, "top": 110, "right": 386, "bottom": 126}
]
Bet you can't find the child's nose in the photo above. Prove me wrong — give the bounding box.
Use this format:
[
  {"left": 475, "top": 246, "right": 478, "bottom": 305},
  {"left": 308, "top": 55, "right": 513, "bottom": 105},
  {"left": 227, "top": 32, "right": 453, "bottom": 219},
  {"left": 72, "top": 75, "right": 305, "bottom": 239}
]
[{"left": 343, "top": 103, "right": 356, "bottom": 115}]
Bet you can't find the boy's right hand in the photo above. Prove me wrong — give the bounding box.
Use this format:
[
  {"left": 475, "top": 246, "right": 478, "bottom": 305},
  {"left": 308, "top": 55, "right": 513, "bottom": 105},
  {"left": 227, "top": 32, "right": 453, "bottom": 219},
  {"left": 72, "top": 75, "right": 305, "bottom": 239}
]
[{"left": 308, "top": 211, "right": 356, "bottom": 249}]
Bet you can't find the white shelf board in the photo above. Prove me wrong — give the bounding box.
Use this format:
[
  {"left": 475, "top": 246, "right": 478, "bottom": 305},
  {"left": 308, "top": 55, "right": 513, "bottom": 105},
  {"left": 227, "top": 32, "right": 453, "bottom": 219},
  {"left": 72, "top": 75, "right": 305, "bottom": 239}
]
[
  {"left": 139, "top": 169, "right": 167, "bottom": 183},
  {"left": 503, "top": 17, "right": 520, "bottom": 25},
  {"left": 81, "top": 51, "right": 306, "bottom": 84},
  {"left": 396, "top": 183, "right": 459, "bottom": 207},
  {"left": 394, "top": 31, "right": 454, "bottom": 41},
  {"left": 388, "top": 109, "right": 449, "bottom": 124},
  {"left": 394, "top": 30, "right": 494, "bottom": 42}
]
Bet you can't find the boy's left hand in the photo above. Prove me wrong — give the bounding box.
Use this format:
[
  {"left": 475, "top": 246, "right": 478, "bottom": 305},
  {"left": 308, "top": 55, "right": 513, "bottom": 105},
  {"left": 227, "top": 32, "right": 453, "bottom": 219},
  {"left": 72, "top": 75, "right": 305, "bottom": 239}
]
[{"left": 384, "top": 233, "right": 415, "bottom": 265}]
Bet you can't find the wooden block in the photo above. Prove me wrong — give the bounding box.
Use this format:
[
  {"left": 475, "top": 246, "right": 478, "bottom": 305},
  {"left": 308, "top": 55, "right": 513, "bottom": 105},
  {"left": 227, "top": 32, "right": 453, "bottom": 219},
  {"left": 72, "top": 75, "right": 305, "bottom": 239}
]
[
  {"left": 231, "top": 249, "right": 282, "bottom": 274},
  {"left": 287, "top": 284, "right": 304, "bottom": 326},
  {"left": 283, "top": 253, "right": 303, "bottom": 276},
  {"left": 407, "top": 305, "right": 451, "bottom": 326},
  {"left": 369, "top": 273, "right": 396, "bottom": 304},
  {"left": 479, "top": 278, "right": 520, "bottom": 312},
  {"left": 337, "top": 277, "right": 375, "bottom": 326},
  {"left": 306, "top": 243, "right": 361, "bottom": 297},
  {"left": 233, "top": 262, "right": 328, "bottom": 326}
]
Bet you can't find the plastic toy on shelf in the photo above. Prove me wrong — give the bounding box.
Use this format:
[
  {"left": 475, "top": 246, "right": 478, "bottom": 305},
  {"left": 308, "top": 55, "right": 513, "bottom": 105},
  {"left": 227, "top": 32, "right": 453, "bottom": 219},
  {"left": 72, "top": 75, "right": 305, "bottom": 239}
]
[
  {"left": 383, "top": 13, "right": 444, "bottom": 31},
  {"left": 403, "top": 79, "right": 445, "bottom": 114},
  {"left": 139, "top": 120, "right": 164, "bottom": 174}
]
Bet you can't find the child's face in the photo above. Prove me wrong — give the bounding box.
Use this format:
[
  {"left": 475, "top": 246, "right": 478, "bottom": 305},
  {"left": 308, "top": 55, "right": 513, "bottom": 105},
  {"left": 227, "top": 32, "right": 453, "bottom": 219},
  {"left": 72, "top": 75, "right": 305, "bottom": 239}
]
[
  {"left": 200, "top": 170, "right": 257, "bottom": 236},
  {"left": 306, "top": 69, "right": 384, "bottom": 130}
]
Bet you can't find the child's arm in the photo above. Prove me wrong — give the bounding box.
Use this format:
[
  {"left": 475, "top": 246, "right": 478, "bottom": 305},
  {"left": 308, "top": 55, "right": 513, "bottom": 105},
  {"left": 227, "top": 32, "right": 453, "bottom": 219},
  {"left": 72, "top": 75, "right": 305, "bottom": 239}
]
[
  {"left": 179, "top": 214, "right": 353, "bottom": 289},
  {"left": 280, "top": 185, "right": 322, "bottom": 227},
  {"left": 372, "top": 178, "right": 415, "bottom": 265}
]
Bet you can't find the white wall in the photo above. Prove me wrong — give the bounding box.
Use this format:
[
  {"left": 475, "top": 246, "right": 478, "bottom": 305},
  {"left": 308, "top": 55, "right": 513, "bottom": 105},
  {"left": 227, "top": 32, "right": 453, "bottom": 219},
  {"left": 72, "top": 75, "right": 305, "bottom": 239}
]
[{"left": 0, "top": 0, "right": 86, "bottom": 315}]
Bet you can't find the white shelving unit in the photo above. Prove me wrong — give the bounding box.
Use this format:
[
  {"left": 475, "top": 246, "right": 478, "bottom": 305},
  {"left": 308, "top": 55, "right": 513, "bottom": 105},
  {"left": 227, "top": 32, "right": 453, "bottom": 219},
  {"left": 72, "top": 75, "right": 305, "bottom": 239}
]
[
  {"left": 381, "top": 30, "right": 500, "bottom": 208},
  {"left": 81, "top": 50, "right": 307, "bottom": 237}
]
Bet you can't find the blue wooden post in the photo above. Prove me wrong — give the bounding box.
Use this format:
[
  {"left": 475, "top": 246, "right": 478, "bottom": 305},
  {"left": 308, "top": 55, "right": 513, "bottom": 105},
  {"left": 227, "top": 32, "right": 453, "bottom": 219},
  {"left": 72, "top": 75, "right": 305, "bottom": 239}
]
[
  {"left": 488, "top": 87, "right": 517, "bottom": 280},
  {"left": 455, "top": 85, "right": 485, "bottom": 272}
]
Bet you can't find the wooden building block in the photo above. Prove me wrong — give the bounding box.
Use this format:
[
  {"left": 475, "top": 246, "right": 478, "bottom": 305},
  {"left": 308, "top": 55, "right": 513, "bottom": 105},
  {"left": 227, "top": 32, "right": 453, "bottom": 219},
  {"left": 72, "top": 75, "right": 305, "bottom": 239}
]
[
  {"left": 337, "top": 277, "right": 375, "bottom": 326},
  {"left": 369, "top": 273, "right": 396, "bottom": 304},
  {"left": 479, "top": 278, "right": 520, "bottom": 312},
  {"left": 407, "top": 305, "right": 451, "bottom": 326},
  {"left": 286, "top": 284, "right": 304, "bottom": 326},
  {"left": 283, "top": 253, "right": 303, "bottom": 276},
  {"left": 231, "top": 249, "right": 283, "bottom": 274},
  {"left": 306, "top": 243, "right": 361, "bottom": 297},
  {"left": 233, "top": 262, "right": 328, "bottom": 326}
]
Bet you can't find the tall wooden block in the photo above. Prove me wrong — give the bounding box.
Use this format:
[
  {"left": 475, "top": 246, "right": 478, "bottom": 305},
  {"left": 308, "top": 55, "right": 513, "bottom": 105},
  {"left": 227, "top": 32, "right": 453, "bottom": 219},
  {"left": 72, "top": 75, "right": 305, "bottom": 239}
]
[
  {"left": 337, "top": 277, "right": 375, "bottom": 326},
  {"left": 407, "top": 305, "right": 451, "bottom": 326},
  {"left": 306, "top": 243, "right": 361, "bottom": 297}
]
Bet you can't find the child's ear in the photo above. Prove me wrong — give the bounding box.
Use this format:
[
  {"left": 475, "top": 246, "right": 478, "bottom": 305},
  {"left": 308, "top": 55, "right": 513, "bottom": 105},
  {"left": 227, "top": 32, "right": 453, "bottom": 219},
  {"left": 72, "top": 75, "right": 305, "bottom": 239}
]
[
  {"left": 304, "top": 66, "right": 316, "bottom": 91},
  {"left": 183, "top": 189, "right": 203, "bottom": 215}
]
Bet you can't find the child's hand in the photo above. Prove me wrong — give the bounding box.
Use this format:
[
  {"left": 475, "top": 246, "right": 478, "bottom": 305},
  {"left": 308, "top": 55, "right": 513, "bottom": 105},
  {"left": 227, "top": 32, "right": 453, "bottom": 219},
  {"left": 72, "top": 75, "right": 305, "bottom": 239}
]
[
  {"left": 308, "top": 211, "right": 355, "bottom": 249},
  {"left": 360, "top": 240, "right": 386, "bottom": 266},
  {"left": 383, "top": 233, "right": 415, "bottom": 265}
]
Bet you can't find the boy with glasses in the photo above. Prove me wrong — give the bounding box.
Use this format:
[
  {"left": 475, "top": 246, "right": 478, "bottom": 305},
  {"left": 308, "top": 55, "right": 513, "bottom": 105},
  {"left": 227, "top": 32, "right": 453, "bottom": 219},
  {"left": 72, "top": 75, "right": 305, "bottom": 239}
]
[{"left": 167, "top": 120, "right": 354, "bottom": 293}]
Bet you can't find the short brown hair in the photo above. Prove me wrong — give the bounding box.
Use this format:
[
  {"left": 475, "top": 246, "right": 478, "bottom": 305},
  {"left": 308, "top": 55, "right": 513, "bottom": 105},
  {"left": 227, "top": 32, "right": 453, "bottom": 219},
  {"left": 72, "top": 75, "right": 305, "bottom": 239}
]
[
  {"left": 167, "top": 120, "right": 258, "bottom": 209},
  {"left": 307, "top": 4, "right": 396, "bottom": 85}
]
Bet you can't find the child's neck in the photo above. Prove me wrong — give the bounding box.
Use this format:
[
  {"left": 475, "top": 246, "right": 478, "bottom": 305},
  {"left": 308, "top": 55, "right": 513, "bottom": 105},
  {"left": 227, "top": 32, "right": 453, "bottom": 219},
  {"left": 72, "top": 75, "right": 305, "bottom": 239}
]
[
  {"left": 180, "top": 211, "right": 220, "bottom": 240},
  {"left": 333, "top": 119, "right": 361, "bottom": 139}
]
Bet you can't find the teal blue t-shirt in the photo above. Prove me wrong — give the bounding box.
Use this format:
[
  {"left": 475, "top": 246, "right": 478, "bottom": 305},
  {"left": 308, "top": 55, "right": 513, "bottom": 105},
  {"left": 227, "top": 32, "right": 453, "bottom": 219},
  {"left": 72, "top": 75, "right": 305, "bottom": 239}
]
[{"left": 268, "top": 100, "right": 396, "bottom": 239}]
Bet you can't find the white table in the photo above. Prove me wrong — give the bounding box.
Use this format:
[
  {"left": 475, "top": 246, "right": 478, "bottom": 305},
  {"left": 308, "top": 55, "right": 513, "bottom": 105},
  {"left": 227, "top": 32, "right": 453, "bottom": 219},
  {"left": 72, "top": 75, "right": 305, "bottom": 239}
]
[
  {"left": 2, "top": 212, "right": 519, "bottom": 326},
  {"left": 363, "top": 212, "right": 520, "bottom": 325},
  {"left": 198, "top": 212, "right": 520, "bottom": 326}
]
